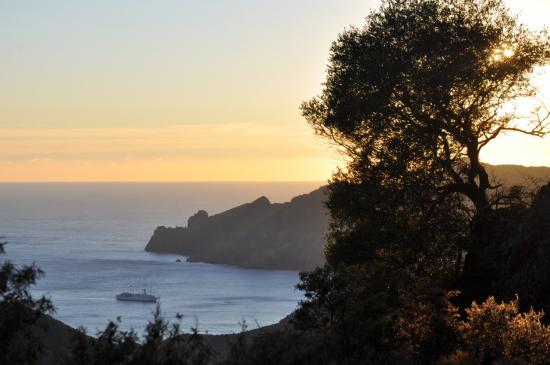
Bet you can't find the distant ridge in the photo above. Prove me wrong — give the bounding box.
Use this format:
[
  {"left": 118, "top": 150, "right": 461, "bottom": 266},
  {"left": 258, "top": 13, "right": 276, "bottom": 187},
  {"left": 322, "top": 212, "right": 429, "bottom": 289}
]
[
  {"left": 485, "top": 163, "right": 550, "bottom": 186},
  {"left": 145, "top": 164, "right": 550, "bottom": 271}
]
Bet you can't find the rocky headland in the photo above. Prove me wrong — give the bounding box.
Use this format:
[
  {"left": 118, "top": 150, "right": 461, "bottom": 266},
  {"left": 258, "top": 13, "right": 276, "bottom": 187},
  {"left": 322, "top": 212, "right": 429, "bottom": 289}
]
[{"left": 145, "top": 187, "right": 329, "bottom": 271}]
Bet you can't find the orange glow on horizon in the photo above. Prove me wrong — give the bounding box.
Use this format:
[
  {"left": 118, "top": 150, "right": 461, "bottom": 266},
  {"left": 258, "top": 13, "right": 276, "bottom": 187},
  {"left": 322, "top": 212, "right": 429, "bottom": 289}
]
[{"left": 0, "top": 124, "right": 340, "bottom": 182}]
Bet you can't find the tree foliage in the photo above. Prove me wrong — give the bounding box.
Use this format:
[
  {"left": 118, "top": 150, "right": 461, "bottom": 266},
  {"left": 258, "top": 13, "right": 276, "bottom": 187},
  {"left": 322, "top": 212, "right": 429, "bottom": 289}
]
[
  {"left": 0, "top": 242, "right": 54, "bottom": 365},
  {"left": 291, "top": 0, "right": 550, "bottom": 363},
  {"left": 302, "top": 0, "right": 550, "bottom": 293},
  {"left": 452, "top": 296, "right": 550, "bottom": 365},
  {"left": 304, "top": 0, "right": 550, "bottom": 213},
  {"left": 64, "top": 306, "right": 213, "bottom": 365}
]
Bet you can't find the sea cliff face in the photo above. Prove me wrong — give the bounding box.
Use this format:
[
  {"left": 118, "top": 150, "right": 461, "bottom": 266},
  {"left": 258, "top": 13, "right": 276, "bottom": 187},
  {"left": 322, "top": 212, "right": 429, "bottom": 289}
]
[{"left": 145, "top": 188, "right": 329, "bottom": 271}]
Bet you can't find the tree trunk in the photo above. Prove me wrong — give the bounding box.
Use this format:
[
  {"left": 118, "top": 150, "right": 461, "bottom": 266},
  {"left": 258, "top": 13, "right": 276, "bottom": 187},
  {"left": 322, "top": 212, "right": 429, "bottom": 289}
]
[{"left": 459, "top": 209, "right": 498, "bottom": 306}]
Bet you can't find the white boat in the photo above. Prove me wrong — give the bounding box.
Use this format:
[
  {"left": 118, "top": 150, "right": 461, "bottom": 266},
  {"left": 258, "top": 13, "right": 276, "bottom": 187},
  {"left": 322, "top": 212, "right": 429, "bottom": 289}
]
[{"left": 116, "top": 288, "right": 159, "bottom": 303}]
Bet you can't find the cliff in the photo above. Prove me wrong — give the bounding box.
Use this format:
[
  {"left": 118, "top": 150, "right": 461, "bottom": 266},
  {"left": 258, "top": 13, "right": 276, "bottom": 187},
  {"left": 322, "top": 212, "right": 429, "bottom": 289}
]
[{"left": 145, "top": 187, "right": 329, "bottom": 271}]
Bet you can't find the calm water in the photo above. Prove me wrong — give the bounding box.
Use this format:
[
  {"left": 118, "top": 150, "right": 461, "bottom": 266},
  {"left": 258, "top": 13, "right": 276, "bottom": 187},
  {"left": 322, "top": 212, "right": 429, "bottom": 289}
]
[{"left": 0, "top": 182, "right": 322, "bottom": 335}]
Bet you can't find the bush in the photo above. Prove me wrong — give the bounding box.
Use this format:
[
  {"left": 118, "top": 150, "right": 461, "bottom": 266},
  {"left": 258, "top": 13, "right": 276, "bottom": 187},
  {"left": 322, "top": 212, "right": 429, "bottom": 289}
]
[
  {"left": 64, "top": 306, "right": 213, "bottom": 365},
  {"left": 459, "top": 296, "right": 550, "bottom": 365}
]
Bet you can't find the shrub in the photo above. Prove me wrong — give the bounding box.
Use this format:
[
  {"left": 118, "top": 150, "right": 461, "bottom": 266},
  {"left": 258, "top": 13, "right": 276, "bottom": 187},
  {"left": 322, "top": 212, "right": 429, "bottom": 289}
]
[{"left": 452, "top": 296, "right": 550, "bottom": 365}]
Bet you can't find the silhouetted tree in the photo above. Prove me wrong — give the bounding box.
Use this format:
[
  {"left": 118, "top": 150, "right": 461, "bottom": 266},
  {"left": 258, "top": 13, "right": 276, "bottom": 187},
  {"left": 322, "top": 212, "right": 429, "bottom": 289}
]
[
  {"left": 64, "top": 327, "right": 91, "bottom": 365},
  {"left": 302, "top": 0, "right": 550, "bottom": 302},
  {"left": 295, "top": 265, "right": 405, "bottom": 363},
  {"left": 289, "top": 0, "right": 550, "bottom": 363},
  {"left": 0, "top": 242, "right": 54, "bottom": 365}
]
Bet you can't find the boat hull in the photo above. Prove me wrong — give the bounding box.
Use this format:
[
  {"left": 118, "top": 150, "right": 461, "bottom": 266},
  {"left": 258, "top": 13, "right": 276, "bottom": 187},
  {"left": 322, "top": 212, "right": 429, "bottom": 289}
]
[{"left": 116, "top": 293, "right": 158, "bottom": 303}]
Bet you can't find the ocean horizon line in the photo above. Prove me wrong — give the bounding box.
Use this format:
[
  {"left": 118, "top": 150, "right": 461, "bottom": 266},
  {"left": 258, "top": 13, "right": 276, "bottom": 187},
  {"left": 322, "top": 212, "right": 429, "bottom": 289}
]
[{"left": 0, "top": 180, "right": 326, "bottom": 184}]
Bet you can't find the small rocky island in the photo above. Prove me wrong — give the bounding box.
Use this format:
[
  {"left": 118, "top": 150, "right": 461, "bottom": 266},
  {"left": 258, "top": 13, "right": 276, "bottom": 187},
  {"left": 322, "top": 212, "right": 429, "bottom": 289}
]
[{"left": 145, "top": 188, "right": 329, "bottom": 271}]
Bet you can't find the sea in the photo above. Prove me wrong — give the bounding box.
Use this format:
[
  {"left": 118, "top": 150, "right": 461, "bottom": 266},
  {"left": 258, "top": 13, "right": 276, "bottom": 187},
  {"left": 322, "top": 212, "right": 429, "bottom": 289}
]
[{"left": 0, "top": 182, "right": 323, "bottom": 336}]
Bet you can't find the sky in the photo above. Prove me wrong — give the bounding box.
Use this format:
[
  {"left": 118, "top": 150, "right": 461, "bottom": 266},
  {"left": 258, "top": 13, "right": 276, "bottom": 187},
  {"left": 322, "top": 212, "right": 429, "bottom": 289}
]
[{"left": 0, "top": 0, "right": 549, "bottom": 182}]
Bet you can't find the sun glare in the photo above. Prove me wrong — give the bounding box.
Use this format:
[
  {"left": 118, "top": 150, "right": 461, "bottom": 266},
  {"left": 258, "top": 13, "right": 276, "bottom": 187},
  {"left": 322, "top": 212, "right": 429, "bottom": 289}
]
[
  {"left": 493, "top": 46, "right": 515, "bottom": 61},
  {"left": 503, "top": 48, "right": 515, "bottom": 57}
]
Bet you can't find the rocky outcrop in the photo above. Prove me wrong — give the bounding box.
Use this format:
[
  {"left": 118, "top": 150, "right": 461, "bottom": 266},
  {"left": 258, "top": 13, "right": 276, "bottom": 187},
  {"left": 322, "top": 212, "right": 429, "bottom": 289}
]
[
  {"left": 188, "top": 210, "right": 209, "bottom": 230},
  {"left": 145, "top": 188, "right": 329, "bottom": 271}
]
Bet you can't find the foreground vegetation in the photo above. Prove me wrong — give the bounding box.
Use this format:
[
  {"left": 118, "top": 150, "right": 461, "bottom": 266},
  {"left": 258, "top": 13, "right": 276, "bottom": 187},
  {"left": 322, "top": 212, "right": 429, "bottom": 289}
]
[
  {"left": 4, "top": 236, "right": 550, "bottom": 365},
  {"left": 3, "top": 0, "right": 550, "bottom": 364}
]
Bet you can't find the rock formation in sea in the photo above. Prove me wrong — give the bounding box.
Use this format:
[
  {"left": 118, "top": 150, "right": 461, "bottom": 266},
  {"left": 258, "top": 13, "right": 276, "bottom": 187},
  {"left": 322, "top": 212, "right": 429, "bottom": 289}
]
[{"left": 145, "top": 187, "right": 329, "bottom": 271}]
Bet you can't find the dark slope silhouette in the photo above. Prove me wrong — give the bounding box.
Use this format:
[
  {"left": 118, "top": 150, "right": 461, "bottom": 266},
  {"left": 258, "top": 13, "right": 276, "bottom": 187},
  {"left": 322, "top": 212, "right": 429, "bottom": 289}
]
[
  {"left": 145, "top": 164, "right": 550, "bottom": 271},
  {"left": 467, "top": 181, "right": 550, "bottom": 315},
  {"left": 146, "top": 188, "right": 328, "bottom": 271},
  {"left": 34, "top": 312, "right": 293, "bottom": 365}
]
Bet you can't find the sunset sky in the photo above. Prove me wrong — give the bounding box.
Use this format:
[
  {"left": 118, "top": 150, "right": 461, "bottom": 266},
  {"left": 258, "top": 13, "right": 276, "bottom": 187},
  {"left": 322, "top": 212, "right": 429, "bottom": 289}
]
[{"left": 1, "top": 0, "right": 549, "bottom": 181}]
